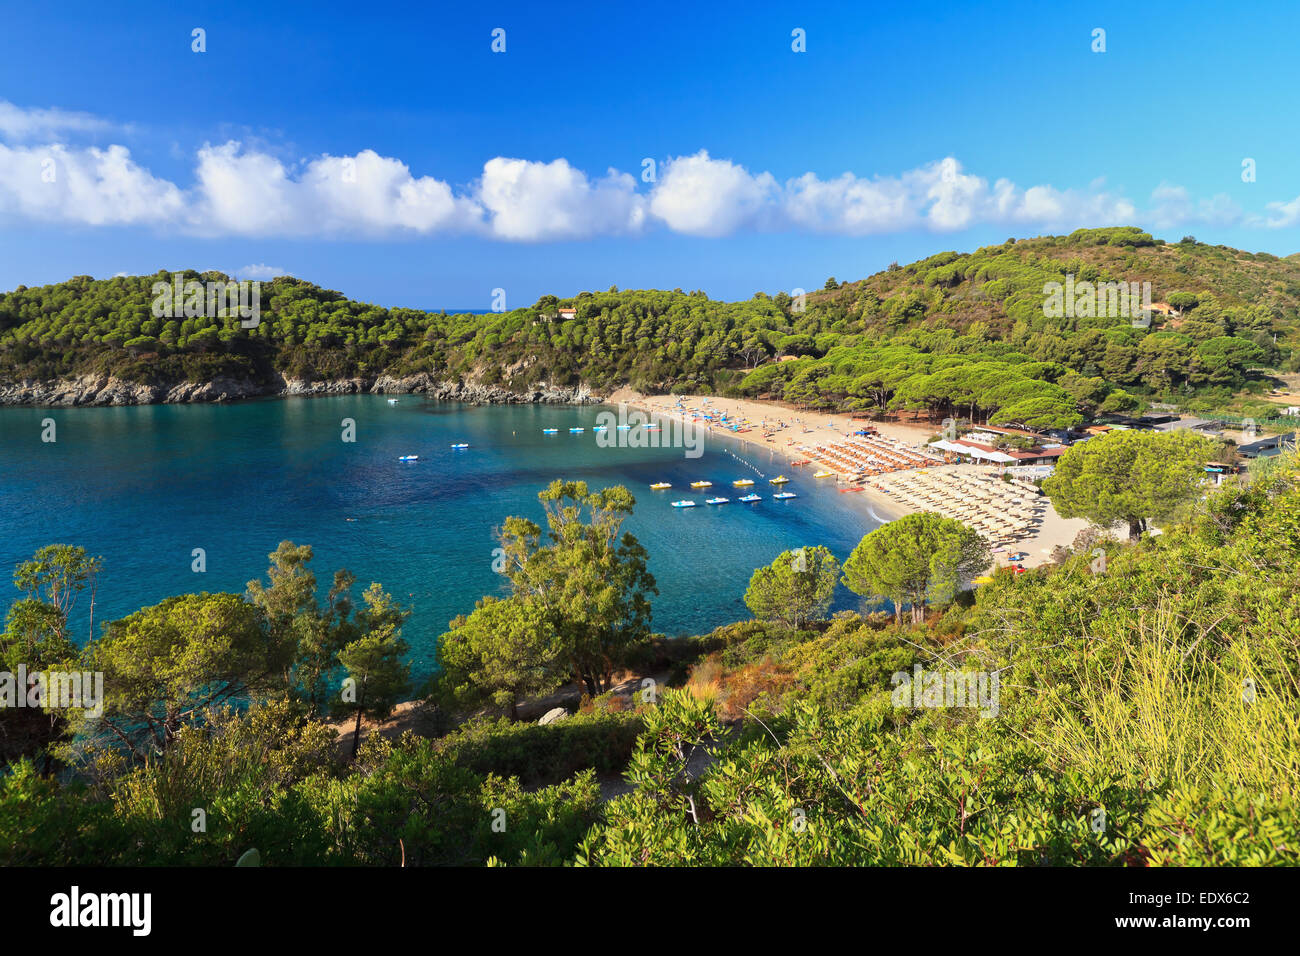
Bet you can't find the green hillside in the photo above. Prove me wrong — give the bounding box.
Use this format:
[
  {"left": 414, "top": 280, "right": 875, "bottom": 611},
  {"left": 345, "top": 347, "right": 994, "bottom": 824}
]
[{"left": 2, "top": 228, "right": 1298, "bottom": 427}]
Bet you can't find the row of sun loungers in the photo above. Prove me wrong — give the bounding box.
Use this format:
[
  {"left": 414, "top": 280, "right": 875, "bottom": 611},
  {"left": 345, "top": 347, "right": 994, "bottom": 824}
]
[
  {"left": 799, "top": 435, "right": 944, "bottom": 477},
  {"left": 870, "top": 468, "right": 1048, "bottom": 545}
]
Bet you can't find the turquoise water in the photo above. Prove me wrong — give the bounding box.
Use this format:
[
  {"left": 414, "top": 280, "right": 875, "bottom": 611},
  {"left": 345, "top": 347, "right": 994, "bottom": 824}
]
[{"left": 0, "top": 396, "right": 886, "bottom": 678}]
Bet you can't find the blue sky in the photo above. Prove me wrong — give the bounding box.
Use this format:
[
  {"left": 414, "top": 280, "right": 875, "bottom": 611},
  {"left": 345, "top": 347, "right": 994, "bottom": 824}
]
[{"left": 3, "top": 0, "right": 1300, "bottom": 309}]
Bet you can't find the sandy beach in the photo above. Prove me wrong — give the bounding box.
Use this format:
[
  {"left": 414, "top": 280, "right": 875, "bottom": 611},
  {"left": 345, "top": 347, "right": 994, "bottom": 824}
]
[{"left": 608, "top": 389, "right": 1090, "bottom": 569}]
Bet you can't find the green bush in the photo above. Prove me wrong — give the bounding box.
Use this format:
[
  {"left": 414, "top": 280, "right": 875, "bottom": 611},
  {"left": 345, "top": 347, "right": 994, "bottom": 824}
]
[{"left": 436, "top": 711, "right": 645, "bottom": 786}]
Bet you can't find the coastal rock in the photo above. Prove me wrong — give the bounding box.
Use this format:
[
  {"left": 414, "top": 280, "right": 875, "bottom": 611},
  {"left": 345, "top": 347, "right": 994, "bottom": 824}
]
[
  {"left": 0, "top": 374, "right": 162, "bottom": 406},
  {"left": 371, "top": 372, "right": 440, "bottom": 395},
  {"left": 538, "top": 707, "right": 569, "bottom": 725},
  {"left": 421, "top": 380, "right": 597, "bottom": 405},
  {"left": 371, "top": 374, "right": 597, "bottom": 405},
  {"left": 279, "top": 377, "right": 369, "bottom": 397},
  {"left": 0, "top": 373, "right": 602, "bottom": 407},
  {"left": 163, "top": 377, "right": 267, "bottom": 403}
]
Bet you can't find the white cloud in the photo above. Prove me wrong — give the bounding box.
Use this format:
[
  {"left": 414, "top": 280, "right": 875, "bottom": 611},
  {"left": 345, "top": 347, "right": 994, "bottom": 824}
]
[
  {"left": 0, "top": 143, "right": 185, "bottom": 226},
  {"left": 236, "top": 263, "right": 287, "bottom": 279},
  {"left": 918, "top": 160, "right": 990, "bottom": 230},
  {"left": 996, "top": 180, "right": 1138, "bottom": 227},
  {"left": 478, "top": 158, "right": 644, "bottom": 240},
  {"left": 0, "top": 100, "right": 115, "bottom": 141},
  {"left": 0, "top": 101, "right": 1279, "bottom": 239},
  {"left": 1147, "top": 182, "right": 1240, "bottom": 230},
  {"left": 651, "top": 155, "right": 1143, "bottom": 237},
  {"left": 783, "top": 170, "right": 917, "bottom": 234},
  {"left": 192, "top": 143, "right": 299, "bottom": 235},
  {"left": 649, "top": 151, "right": 779, "bottom": 236},
  {"left": 1258, "top": 194, "right": 1300, "bottom": 228},
  {"left": 302, "top": 150, "right": 478, "bottom": 235},
  {"left": 191, "top": 144, "right": 479, "bottom": 237}
]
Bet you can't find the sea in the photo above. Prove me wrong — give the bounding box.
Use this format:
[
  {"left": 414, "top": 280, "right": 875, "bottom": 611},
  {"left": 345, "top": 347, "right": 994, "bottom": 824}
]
[{"left": 0, "top": 396, "right": 888, "bottom": 678}]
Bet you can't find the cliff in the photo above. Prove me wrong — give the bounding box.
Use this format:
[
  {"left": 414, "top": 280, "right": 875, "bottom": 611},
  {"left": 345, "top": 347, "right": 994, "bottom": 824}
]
[{"left": 0, "top": 372, "right": 600, "bottom": 407}]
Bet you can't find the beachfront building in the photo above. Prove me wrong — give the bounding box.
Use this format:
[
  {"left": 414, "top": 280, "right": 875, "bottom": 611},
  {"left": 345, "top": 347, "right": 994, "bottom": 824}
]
[
  {"left": 1204, "top": 461, "right": 1246, "bottom": 486},
  {"left": 929, "top": 438, "right": 1016, "bottom": 466},
  {"left": 929, "top": 427, "right": 1069, "bottom": 471},
  {"left": 1237, "top": 432, "right": 1297, "bottom": 459},
  {"left": 1151, "top": 417, "right": 1225, "bottom": 437},
  {"left": 1083, "top": 423, "right": 1122, "bottom": 437},
  {"left": 1006, "top": 445, "right": 1069, "bottom": 467},
  {"left": 1140, "top": 412, "right": 1180, "bottom": 427},
  {"left": 967, "top": 425, "right": 1043, "bottom": 440},
  {"left": 1092, "top": 412, "right": 1177, "bottom": 431}
]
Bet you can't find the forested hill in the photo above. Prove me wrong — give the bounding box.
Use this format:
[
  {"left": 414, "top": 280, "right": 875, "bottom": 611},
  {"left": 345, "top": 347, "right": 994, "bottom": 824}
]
[{"left": 2, "top": 227, "right": 1297, "bottom": 427}]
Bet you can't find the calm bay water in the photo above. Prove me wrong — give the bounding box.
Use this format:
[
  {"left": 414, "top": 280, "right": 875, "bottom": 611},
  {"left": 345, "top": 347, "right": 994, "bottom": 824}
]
[{"left": 0, "top": 396, "right": 885, "bottom": 678}]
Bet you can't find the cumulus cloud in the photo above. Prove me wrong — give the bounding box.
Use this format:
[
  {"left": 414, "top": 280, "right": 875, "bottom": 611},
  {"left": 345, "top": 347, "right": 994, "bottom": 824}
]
[
  {"left": 783, "top": 170, "right": 917, "bottom": 234},
  {"left": 0, "top": 143, "right": 185, "bottom": 225},
  {"left": 478, "top": 158, "right": 644, "bottom": 240},
  {"left": 191, "top": 144, "right": 479, "bottom": 237},
  {"left": 649, "top": 151, "right": 780, "bottom": 236},
  {"left": 994, "top": 180, "right": 1138, "bottom": 228},
  {"left": 650, "top": 155, "right": 1142, "bottom": 237},
  {"left": 0, "top": 102, "right": 1279, "bottom": 239}
]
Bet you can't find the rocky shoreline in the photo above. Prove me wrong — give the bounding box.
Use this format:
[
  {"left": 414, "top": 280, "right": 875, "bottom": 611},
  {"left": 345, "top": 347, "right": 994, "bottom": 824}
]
[{"left": 0, "top": 372, "right": 601, "bottom": 407}]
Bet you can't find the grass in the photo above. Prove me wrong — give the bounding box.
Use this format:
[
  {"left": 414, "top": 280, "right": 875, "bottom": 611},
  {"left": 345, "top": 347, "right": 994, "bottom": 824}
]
[{"left": 1038, "top": 602, "right": 1300, "bottom": 799}]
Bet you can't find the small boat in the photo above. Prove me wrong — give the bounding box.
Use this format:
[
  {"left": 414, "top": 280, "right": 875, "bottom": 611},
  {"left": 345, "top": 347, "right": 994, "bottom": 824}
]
[
  {"left": 642, "top": 424, "right": 660, "bottom": 430},
  {"left": 671, "top": 499, "right": 696, "bottom": 508},
  {"left": 542, "top": 428, "right": 559, "bottom": 434},
  {"left": 705, "top": 496, "right": 730, "bottom": 505},
  {"left": 387, "top": 399, "right": 398, "bottom": 405},
  {"left": 839, "top": 487, "right": 864, "bottom": 493},
  {"left": 813, "top": 469, "right": 835, "bottom": 478},
  {"left": 398, "top": 455, "right": 419, "bottom": 462},
  {"left": 732, "top": 478, "right": 754, "bottom": 487},
  {"left": 593, "top": 425, "right": 608, "bottom": 432},
  {"left": 649, "top": 482, "right": 671, "bottom": 490},
  {"left": 450, "top": 443, "right": 469, "bottom": 449},
  {"left": 769, "top": 475, "right": 790, "bottom": 485},
  {"left": 690, "top": 480, "right": 713, "bottom": 489},
  {"left": 616, "top": 424, "right": 632, "bottom": 431},
  {"left": 773, "top": 492, "right": 797, "bottom": 500},
  {"left": 569, "top": 427, "right": 585, "bottom": 433},
  {"left": 739, "top": 493, "right": 761, "bottom": 503}
]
